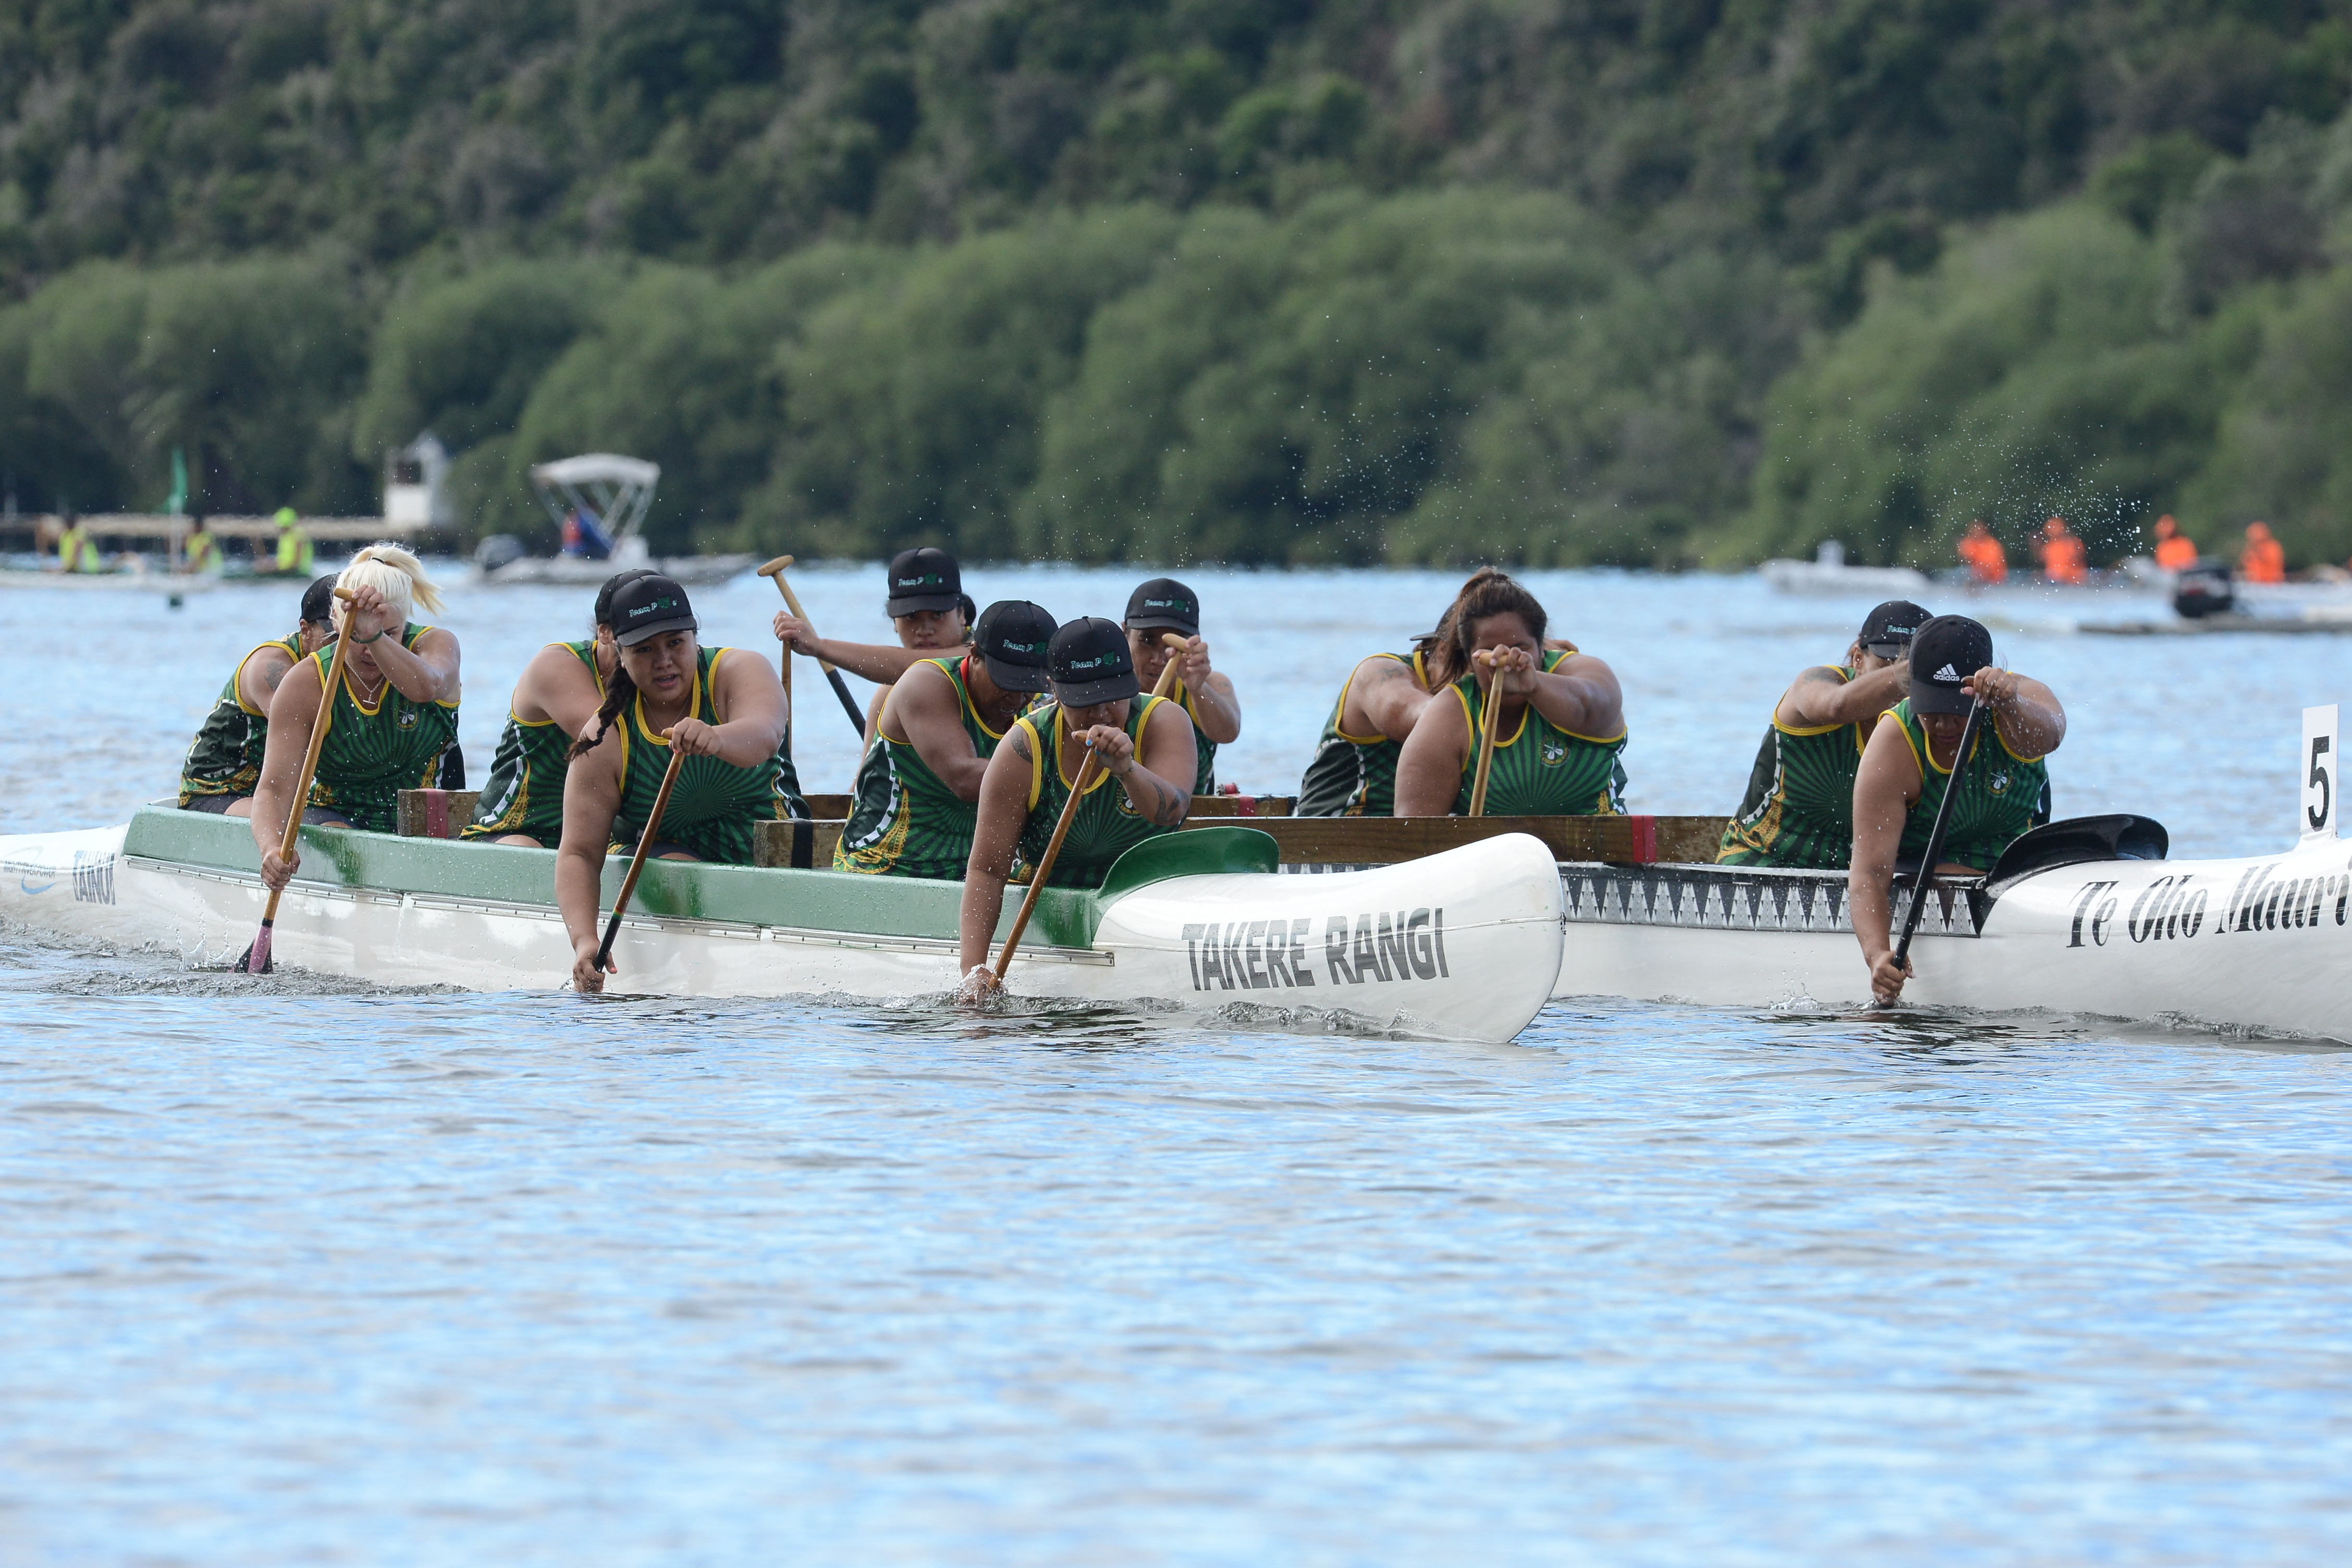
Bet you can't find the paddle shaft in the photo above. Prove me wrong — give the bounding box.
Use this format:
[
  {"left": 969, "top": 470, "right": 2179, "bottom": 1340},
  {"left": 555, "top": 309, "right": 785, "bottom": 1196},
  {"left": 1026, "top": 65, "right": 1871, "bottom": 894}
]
[
  {"left": 1890, "top": 693, "right": 1988, "bottom": 973},
  {"left": 242, "top": 588, "right": 359, "bottom": 973},
  {"left": 1466, "top": 651, "right": 1510, "bottom": 818},
  {"left": 757, "top": 555, "right": 867, "bottom": 738},
  {"left": 596, "top": 741, "right": 688, "bottom": 970},
  {"left": 991, "top": 634, "right": 1187, "bottom": 983}
]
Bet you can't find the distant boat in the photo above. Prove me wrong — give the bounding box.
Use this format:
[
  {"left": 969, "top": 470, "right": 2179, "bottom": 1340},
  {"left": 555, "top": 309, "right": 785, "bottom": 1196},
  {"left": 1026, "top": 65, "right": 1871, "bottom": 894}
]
[
  {"left": 474, "top": 454, "right": 753, "bottom": 587},
  {"left": 1759, "top": 540, "right": 1933, "bottom": 596}
]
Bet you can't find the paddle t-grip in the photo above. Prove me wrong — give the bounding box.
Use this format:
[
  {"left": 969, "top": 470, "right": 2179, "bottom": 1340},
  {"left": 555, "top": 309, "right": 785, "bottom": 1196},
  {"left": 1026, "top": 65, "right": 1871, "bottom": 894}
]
[{"left": 759, "top": 553, "right": 868, "bottom": 738}]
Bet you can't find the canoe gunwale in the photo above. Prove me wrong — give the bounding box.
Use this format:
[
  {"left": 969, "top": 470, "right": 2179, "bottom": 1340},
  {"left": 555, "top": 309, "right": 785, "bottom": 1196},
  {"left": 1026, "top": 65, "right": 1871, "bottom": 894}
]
[{"left": 121, "top": 852, "right": 1114, "bottom": 966}]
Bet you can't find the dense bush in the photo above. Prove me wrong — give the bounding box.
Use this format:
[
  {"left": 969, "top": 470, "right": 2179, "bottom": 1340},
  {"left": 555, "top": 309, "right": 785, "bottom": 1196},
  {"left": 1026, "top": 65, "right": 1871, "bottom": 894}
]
[{"left": 13, "top": 258, "right": 368, "bottom": 514}]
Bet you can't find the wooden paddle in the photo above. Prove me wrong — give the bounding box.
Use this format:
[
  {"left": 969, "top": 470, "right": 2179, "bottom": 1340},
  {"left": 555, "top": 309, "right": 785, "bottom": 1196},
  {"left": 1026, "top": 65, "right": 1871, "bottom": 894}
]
[
  {"left": 757, "top": 554, "right": 868, "bottom": 738},
  {"left": 238, "top": 587, "right": 357, "bottom": 974},
  {"left": 1466, "top": 648, "right": 1509, "bottom": 818},
  {"left": 989, "top": 633, "right": 1187, "bottom": 987},
  {"left": 595, "top": 737, "right": 689, "bottom": 974},
  {"left": 1886, "top": 691, "right": 1989, "bottom": 990}
]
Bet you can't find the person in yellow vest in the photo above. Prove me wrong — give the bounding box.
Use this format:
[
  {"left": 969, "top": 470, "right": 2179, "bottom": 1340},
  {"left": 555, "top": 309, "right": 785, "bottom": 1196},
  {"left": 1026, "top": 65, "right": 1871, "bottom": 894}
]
[
  {"left": 56, "top": 512, "right": 104, "bottom": 573},
  {"left": 180, "top": 512, "right": 222, "bottom": 575},
  {"left": 270, "top": 507, "right": 314, "bottom": 575}
]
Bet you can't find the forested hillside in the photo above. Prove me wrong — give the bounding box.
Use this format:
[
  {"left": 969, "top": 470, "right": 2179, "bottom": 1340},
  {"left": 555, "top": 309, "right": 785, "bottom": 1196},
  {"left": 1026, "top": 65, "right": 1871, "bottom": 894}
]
[{"left": 7, "top": 0, "right": 2352, "bottom": 566}]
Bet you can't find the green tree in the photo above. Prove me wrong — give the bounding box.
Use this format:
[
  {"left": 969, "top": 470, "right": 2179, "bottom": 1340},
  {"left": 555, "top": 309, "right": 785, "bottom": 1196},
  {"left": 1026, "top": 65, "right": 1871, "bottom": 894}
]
[
  {"left": 755, "top": 207, "right": 1177, "bottom": 560},
  {"left": 1727, "top": 205, "right": 2240, "bottom": 568}
]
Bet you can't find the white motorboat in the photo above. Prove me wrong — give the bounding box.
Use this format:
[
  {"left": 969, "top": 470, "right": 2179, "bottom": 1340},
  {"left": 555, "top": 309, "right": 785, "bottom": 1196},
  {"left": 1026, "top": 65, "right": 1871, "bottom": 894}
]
[
  {"left": 1759, "top": 541, "right": 1934, "bottom": 597},
  {"left": 475, "top": 454, "right": 753, "bottom": 587}
]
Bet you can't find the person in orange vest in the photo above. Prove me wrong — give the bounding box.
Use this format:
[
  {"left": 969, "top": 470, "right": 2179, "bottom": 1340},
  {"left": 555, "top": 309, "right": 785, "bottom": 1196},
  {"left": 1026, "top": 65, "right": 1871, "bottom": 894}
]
[
  {"left": 2240, "top": 521, "right": 2286, "bottom": 583},
  {"left": 2152, "top": 514, "right": 2198, "bottom": 571},
  {"left": 1956, "top": 521, "right": 2007, "bottom": 584},
  {"left": 2038, "top": 516, "right": 2088, "bottom": 584}
]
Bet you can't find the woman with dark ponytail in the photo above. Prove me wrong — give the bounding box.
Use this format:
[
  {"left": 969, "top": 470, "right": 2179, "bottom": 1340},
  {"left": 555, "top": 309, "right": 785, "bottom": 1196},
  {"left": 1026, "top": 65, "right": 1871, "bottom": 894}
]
[
  {"left": 462, "top": 569, "right": 656, "bottom": 847},
  {"left": 1392, "top": 568, "right": 1630, "bottom": 817},
  {"left": 555, "top": 575, "right": 806, "bottom": 993}
]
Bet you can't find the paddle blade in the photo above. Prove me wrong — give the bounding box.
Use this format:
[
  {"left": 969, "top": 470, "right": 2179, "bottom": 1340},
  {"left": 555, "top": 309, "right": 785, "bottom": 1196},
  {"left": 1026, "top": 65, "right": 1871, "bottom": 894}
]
[{"left": 239, "top": 923, "right": 274, "bottom": 975}]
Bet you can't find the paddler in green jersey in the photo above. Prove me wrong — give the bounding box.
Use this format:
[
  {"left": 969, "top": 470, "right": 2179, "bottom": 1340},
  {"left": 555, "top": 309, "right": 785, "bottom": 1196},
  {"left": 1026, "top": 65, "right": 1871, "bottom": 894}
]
[
  {"left": 836, "top": 600, "right": 1056, "bottom": 880},
  {"left": 1718, "top": 598, "right": 1928, "bottom": 868},
  {"left": 773, "top": 546, "right": 975, "bottom": 746},
  {"left": 1297, "top": 641, "right": 1445, "bottom": 816},
  {"left": 558, "top": 574, "right": 796, "bottom": 994},
  {"left": 252, "top": 547, "right": 463, "bottom": 894},
  {"left": 1123, "top": 577, "right": 1241, "bottom": 795},
  {"left": 179, "top": 513, "right": 222, "bottom": 575},
  {"left": 463, "top": 568, "right": 656, "bottom": 847},
  {"left": 1394, "top": 568, "right": 1628, "bottom": 817},
  {"left": 55, "top": 512, "right": 103, "bottom": 573},
  {"left": 269, "top": 507, "right": 314, "bottom": 576},
  {"left": 178, "top": 574, "right": 340, "bottom": 815},
  {"left": 956, "top": 616, "right": 1196, "bottom": 989},
  {"left": 1853, "top": 614, "right": 2066, "bottom": 1003}
]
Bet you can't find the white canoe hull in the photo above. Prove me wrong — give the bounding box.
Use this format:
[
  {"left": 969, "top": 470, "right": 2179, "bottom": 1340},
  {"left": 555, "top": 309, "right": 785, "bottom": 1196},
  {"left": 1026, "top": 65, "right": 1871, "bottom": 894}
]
[
  {"left": 1553, "top": 839, "right": 2352, "bottom": 1043},
  {"left": 0, "top": 825, "right": 1565, "bottom": 1045}
]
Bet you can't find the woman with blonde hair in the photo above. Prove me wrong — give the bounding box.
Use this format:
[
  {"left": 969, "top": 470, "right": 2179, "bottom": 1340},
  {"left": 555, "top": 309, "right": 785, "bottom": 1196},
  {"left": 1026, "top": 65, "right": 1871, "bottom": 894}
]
[{"left": 251, "top": 545, "right": 463, "bottom": 893}]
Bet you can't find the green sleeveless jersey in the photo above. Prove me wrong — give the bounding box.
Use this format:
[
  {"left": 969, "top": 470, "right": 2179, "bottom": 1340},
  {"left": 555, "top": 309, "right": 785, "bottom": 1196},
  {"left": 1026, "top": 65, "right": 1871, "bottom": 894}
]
[
  {"left": 178, "top": 634, "right": 303, "bottom": 805},
  {"left": 612, "top": 646, "right": 805, "bottom": 865},
  {"left": 1169, "top": 677, "right": 1218, "bottom": 794},
  {"left": 1011, "top": 695, "right": 1181, "bottom": 888},
  {"left": 463, "top": 641, "right": 602, "bottom": 843},
  {"left": 1297, "top": 651, "right": 1426, "bottom": 817},
  {"left": 1447, "top": 648, "right": 1627, "bottom": 816},
  {"left": 1889, "top": 699, "right": 2051, "bottom": 872},
  {"left": 1717, "top": 667, "right": 1869, "bottom": 868},
  {"left": 836, "top": 654, "right": 1006, "bottom": 880},
  {"left": 304, "top": 623, "right": 460, "bottom": 832}
]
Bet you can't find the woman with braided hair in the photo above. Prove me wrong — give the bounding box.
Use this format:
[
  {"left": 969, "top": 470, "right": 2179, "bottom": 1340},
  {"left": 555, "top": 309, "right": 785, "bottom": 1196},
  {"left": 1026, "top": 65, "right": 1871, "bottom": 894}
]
[
  {"left": 1393, "top": 568, "right": 1630, "bottom": 818},
  {"left": 554, "top": 575, "right": 804, "bottom": 994},
  {"left": 461, "top": 568, "right": 657, "bottom": 847}
]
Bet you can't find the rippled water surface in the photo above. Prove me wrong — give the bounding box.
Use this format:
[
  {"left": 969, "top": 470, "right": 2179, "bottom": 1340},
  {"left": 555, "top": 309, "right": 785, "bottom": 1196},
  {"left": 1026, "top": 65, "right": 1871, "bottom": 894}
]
[{"left": 5, "top": 565, "right": 2352, "bottom": 1562}]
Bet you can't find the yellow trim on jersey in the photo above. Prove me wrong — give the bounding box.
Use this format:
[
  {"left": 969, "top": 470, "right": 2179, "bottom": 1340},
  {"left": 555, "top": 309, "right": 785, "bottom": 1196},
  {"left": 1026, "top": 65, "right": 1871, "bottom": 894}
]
[
  {"left": 230, "top": 638, "right": 297, "bottom": 717},
  {"left": 1451, "top": 675, "right": 1626, "bottom": 750},
  {"left": 1013, "top": 713, "right": 1049, "bottom": 813},
  {"left": 1771, "top": 667, "right": 1855, "bottom": 739},
  {"left": 1331, "top": 652, "right": 1410, "bottom": 746}
]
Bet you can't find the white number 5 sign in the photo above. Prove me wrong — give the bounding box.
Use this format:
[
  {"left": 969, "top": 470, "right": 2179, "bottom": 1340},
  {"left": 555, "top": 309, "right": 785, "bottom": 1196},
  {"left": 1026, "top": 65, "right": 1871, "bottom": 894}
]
[{"left": 2304, "top": 704, "right": 2340, "bottom": 840}]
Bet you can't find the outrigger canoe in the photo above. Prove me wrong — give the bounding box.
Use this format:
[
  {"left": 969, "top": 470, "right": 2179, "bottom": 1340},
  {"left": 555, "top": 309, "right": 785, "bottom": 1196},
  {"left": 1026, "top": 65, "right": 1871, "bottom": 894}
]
[
  {"left": 1550, "top": 815, "right": 2351, "bottom": 1042},
  {"left": 0, "top": 807, "right": 1569, "bottom": 1045}
]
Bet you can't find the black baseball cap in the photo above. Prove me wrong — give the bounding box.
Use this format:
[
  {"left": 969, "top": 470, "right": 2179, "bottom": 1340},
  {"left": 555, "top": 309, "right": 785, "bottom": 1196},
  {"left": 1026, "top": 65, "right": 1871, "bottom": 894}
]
[
  {"left": 1909, "top": 614, "right": 1994, "bottom": 716},
  {"left": 1048, "top": 616, "right": 1139, "bottom": 706},
  {"left": 300, "top": 574, "right": 339, "bottom": 626},
  {"left": 1124, "top": 577, "right": 1200, "bottom": 636},
  {"left": 1859, "top": 599, "right": 1930, "bottom": 658},
  {"left": 609, "top": 574, "right": 697, "bottom": 647},
  {"left": 595, "top": 567, "right": 662, "bottom": 627},
  {"left": 885, "top": 547, "right": 962, "bottom": 616},
  {"left": 973, "top": 601, "right": 1056, "bottom": 693}
]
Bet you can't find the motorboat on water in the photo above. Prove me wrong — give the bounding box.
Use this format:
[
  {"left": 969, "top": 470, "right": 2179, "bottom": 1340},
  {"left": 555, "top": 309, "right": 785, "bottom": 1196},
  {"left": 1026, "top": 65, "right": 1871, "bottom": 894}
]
[
  {"left": 1759, "top": 541, "right": 1935, "bottom": 597},
  {"left": 0, "top": 813, "right": 1568, "bottom": 1046},
  {"left": 474, "top": 455, "right": 754, "bottom": 587}
]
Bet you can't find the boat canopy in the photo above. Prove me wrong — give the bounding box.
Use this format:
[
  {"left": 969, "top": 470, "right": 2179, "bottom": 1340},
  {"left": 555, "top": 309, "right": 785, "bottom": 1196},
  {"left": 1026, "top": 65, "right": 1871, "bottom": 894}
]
[{"left": 528, "top": 454, "right": 661, "bottom": 542}]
